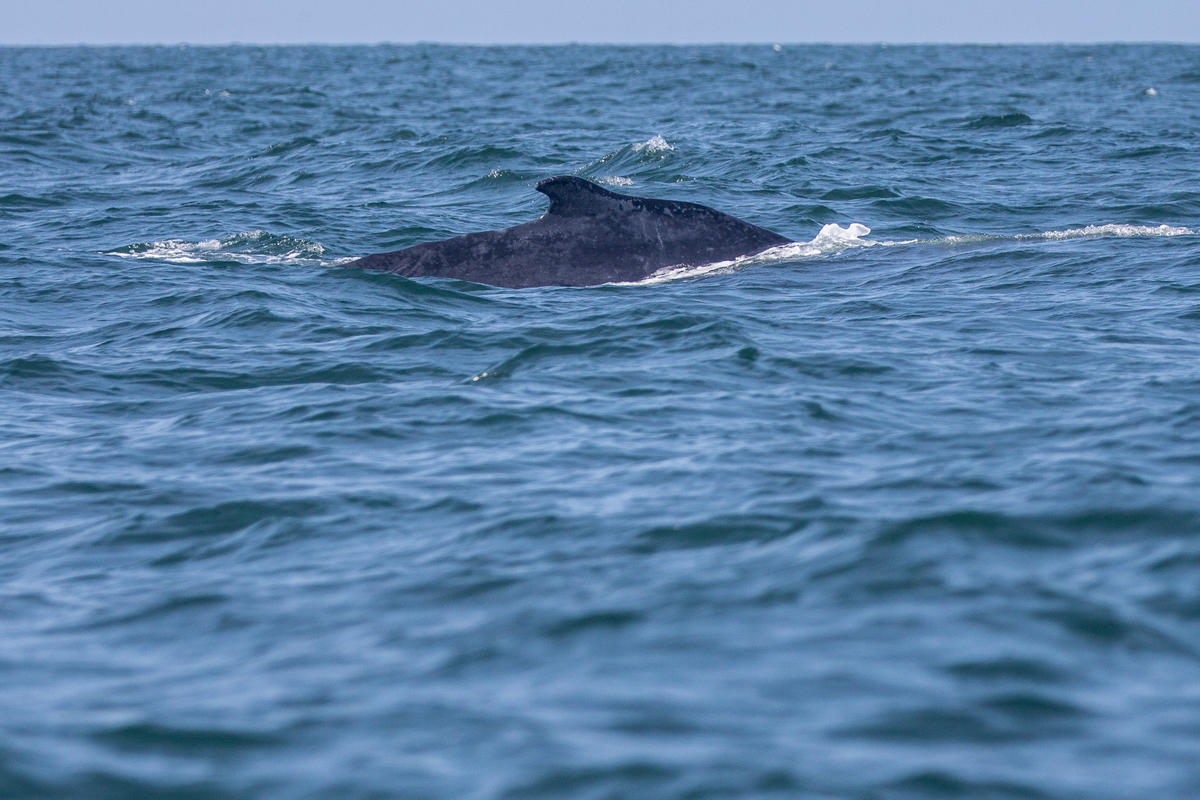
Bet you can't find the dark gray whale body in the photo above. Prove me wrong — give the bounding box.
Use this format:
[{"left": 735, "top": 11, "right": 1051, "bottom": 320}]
[{"left": 343, "top": 176, "right": 791, "bottom": 288}]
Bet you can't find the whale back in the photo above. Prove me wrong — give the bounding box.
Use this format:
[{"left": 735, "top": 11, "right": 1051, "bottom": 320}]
[{"left": 345, "top": 177, "right": 791, "bottom": 288}]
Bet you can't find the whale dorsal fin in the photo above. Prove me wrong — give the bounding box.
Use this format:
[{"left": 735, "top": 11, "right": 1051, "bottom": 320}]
[{"left": 536, "top": 176, "right": 629, "bottom": 217}]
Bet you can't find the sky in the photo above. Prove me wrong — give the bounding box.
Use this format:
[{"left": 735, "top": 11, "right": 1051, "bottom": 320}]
[{"left": 4, "top": 0, "right": 1199, "bottom": 45}]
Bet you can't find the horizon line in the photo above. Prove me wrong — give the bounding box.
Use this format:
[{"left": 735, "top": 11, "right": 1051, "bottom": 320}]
[{"left": 2, "top": 39, "right": 1196, "bottom": 47}]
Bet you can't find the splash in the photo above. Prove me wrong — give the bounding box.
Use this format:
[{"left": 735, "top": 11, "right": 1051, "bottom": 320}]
[
  {"left": 628, "top": 223, "right": 875, "bottom": 285},
  {"left": 622, "top": 221, "right": 1196, "bottom": 286},
  {"left": 106, "top": 230, "right": 336, "bottom": 266}
]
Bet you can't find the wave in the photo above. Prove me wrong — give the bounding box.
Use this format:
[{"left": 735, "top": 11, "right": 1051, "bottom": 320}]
[{"left": 575, "top": 136, "right": 677, "bottom": 179}]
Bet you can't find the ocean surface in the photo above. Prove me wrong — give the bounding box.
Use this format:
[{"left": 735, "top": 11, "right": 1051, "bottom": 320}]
[{"left": 2, "top": 43, "right": 1200, "bottom": 799}]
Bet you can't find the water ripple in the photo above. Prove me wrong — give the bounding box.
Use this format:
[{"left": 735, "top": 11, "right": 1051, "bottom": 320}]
[{"left": 2, "top": 43, "right": 1200, "bottom": 800}]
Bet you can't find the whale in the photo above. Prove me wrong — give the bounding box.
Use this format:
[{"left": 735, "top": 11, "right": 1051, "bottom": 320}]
[{"left": 342, "top": 176, "right": 791, "bottom": 288}]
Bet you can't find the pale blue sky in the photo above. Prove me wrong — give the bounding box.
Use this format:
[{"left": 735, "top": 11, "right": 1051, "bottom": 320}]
[{"left": 5, "top": 0, "right": 1199, "bottom": 44}]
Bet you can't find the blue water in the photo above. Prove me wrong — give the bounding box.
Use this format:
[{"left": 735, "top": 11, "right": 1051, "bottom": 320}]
[{"left": 3, "top": 43, "right": 1200, "bottom": 799}]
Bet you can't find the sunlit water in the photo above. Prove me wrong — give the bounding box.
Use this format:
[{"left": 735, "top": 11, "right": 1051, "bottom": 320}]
[{"left": 2, "top": 44, "right": 1200, "bottom": 799}]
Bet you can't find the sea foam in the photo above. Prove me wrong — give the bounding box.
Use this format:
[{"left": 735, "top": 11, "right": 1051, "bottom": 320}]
[{"left": 107, "top": 231, "right": 333, "bottom": 266}]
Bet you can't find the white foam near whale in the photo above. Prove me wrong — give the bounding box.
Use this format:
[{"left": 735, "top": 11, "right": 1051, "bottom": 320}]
[
  {"left": 106, "top": 230, "right": 330, "bottom": 266},
  {"left": 630, "top": 222, "right": 1197, "bottom": 285},
  {"left": 630, "top": 222, "right": 876, "bottom": 285}
]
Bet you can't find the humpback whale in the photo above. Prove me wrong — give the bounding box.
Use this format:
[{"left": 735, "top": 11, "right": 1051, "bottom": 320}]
[{"left": 343, "top": 176, "right": 790, "bottom": 288}]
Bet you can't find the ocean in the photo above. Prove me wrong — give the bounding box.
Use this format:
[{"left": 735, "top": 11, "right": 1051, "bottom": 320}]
[{"left": 2, "top": 43, "right": 1199, "bottom": 798}]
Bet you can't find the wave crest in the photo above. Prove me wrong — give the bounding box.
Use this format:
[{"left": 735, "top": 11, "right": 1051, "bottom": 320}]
[{"left": 632, "top": 135, "right": 674, "bottom": 154}]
